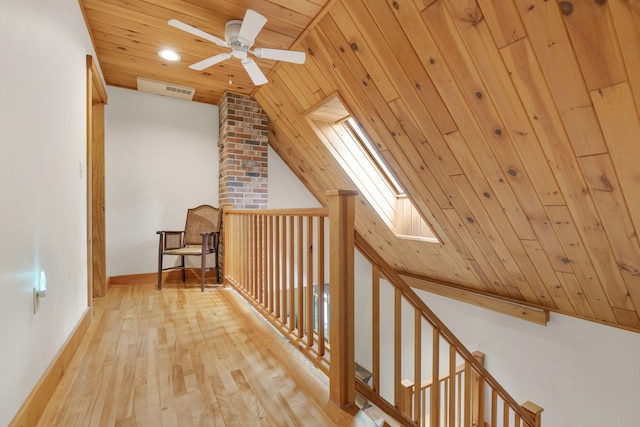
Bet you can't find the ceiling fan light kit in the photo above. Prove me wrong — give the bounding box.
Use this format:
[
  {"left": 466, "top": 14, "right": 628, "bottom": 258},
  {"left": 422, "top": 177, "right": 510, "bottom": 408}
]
[{"left": 168, "top": 9, "right": 306, "bottom": 86}]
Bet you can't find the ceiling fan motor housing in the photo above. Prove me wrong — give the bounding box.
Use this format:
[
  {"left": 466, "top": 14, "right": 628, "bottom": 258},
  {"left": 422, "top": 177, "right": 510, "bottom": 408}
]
[{"left": 225, "top": 20, "right": 249, "bottom": 58}]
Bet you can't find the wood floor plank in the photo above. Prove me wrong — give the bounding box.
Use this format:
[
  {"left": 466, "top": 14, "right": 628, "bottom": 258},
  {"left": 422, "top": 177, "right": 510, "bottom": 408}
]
[{"left": 36, "top": 280, "right": 365, "bottom": 427}]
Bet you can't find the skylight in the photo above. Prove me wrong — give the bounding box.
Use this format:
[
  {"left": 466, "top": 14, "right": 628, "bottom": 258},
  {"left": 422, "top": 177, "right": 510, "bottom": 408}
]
[
  {"left": 347, "top": 118, "right": 404, "bottom": 195},
  {"left": 307, "top": 95, "right": 438, "bottom": 243}
]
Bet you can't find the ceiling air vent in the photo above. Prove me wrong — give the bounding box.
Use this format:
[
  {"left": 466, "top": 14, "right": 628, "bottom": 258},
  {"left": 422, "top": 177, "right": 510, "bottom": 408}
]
[{"left": 136, "top": 77, "right": 195, "bottom": 101}]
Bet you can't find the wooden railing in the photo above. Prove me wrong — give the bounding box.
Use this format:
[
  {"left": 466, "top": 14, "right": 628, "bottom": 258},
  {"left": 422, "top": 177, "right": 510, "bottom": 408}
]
[
  {"left": 223, "top": 205, "right": 331, "bottom": 373},
  {"left": 223, "top": 191, "right": 542, "bottom": 427},
  {"left": 357, "top": 234, "right": 542, "bottom": 427},
  {"left": 397, "top": 352, "right": 542, "bottom": 427},
  {"left": 398, "top": 360, "right": 466, "bottom": 426}
]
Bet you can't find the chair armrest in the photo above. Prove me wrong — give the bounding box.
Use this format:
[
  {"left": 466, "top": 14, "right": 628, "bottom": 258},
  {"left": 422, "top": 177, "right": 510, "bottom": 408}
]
[
  {"left": 200, "top": 231, "right": 220, "bottom": 251},
  {"left": 158, "top": 230, "right": 184, "bottom": 250}
]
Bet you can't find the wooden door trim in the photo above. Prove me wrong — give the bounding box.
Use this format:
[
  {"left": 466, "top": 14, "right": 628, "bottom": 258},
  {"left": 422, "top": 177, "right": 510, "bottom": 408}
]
[{"left": 86, "top": 55, "right": 108, "bottom": 304}]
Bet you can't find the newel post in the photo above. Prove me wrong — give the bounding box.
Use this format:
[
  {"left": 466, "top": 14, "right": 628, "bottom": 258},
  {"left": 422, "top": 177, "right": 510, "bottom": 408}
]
[
  {"left": 522, "top": 401, "right": 543, "bottom": 427},
  {"left": 327, "top": 189, "right": 358, "bottom": 408}
]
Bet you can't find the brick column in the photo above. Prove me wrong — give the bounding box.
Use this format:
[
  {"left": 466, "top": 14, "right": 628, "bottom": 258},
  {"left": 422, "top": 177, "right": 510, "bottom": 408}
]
[
  {"left": 217, "top": 91, "right": 269, "bottom": 277},
  {"left": 218, "top": 91, "right": 268, "bottom": 208}
]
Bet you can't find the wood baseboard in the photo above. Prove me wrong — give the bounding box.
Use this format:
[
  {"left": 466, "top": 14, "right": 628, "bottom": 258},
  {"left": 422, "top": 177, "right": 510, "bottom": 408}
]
[
  {"left": 108, "top": 271, "right": 165, "bottom": 286},
  {"left": 9, "top": 307, "right": 92, "bottom": 427},
  {"left": 108, "top": 269, "right": 219, "bottom": 287}
]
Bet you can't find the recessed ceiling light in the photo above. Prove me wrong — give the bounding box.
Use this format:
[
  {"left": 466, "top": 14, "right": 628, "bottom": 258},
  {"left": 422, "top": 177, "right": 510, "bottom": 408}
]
[{"left": 158, "top": 49, "right": 180, "bottom": 61}]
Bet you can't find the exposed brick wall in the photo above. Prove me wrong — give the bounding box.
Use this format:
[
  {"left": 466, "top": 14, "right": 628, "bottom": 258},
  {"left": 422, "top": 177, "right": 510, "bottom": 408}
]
[
  {"left": 217, "top": 91, "right": 269, "bottom": 278},
  {"left": 218, "top": 91, "right": 268, "bottom": 208}
]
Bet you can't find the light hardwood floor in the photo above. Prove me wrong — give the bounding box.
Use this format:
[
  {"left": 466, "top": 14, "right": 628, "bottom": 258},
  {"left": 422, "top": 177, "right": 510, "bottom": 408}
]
[{"left": 37, "top": 280, "right": 370, "bottom": 426}]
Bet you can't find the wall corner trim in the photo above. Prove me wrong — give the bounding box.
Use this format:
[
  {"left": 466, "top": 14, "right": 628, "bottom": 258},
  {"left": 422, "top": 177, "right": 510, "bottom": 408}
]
[{"left": 9, "top": 308, "right": 92, "bottom": 427}]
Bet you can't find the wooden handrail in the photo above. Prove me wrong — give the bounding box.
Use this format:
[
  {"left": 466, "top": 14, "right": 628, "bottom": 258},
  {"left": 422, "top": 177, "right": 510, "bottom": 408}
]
[{"left": 225, "top": 207, "right": 328, "bottom": 216}]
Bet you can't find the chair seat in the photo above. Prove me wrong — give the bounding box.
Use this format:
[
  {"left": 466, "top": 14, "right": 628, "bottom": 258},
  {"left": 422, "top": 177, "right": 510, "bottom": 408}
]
[{"left": 164, "top": 247, "right": 208, "bottom": 256}]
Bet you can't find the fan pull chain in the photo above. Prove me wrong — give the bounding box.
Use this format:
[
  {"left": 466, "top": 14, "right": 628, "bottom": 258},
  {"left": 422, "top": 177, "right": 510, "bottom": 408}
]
[{"left": 228, "top": 61, "right": 232, "bottom": 85}]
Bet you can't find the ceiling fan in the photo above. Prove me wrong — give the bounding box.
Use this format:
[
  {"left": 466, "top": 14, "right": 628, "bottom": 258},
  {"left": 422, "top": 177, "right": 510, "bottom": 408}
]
[{"left": 168, "top": 9, "right": 306, "bottom": 86}]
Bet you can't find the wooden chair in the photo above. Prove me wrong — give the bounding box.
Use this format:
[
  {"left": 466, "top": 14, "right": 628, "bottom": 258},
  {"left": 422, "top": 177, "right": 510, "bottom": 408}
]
[{"left": 157, "top": 205, "right": 222, "bottom": 291}]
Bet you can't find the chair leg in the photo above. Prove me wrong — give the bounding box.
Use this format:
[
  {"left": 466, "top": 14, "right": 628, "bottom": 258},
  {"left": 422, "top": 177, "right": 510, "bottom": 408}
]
[
  {"left": 158, "top": 236, "right": 163, "bottom": 291},
  {"left": 215, "top": 251, "right": 220, "bottom": 283},
  {"left": 181, "top": 256, "right": 186, "bottom": 282},
  {"left": 201, "top": 254, "right": 206, "bottom": 292}
]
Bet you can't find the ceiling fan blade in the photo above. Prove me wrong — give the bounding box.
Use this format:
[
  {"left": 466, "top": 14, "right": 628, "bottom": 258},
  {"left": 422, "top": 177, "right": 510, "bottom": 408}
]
[
  {"left": 238, "top": 9, "right": 267, "bottom": 46},
  {"left": 168, "top": 19, "right": 228, "bottom": 47},
  {"left": 189, "top": 53, "right": 232, "bottom": 71},
  {"left": 253, "top": 48, "right": 306, "bottom": 64},
  {"left": 241, "top": 58, "right": 268, "bottom": 86}
]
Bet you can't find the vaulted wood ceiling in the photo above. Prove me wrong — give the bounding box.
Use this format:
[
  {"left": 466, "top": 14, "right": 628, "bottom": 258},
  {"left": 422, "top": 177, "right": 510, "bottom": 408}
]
[{"left": 80, "top": 0, "right": 640, "bottom": 333}]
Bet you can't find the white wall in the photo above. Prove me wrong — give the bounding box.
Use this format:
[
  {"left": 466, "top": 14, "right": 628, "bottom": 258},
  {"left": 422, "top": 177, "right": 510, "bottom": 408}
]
[
  {"left": 105, "top": 87, "right": 219, "bottom": 277},
  {"left": 0, "top": 1, "right": 96, "bottom": 425},
  {"left": 268, "top": 146, "right": 321, "bottom": 209}
]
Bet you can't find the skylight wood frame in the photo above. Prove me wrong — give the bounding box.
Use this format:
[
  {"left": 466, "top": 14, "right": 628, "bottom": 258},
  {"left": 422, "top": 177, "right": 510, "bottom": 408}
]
[{"left": 306, "top": 95, "right": 438, "bottom": 243}]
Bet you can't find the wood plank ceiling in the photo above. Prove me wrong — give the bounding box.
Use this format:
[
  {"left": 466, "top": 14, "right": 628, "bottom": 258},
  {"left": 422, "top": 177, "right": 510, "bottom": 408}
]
[
  {"left": 79, "top": 0, "right": 328, "bottom": 104},
  {"left": 80, "top": 0, "right": 640, "bottom": 333}
]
